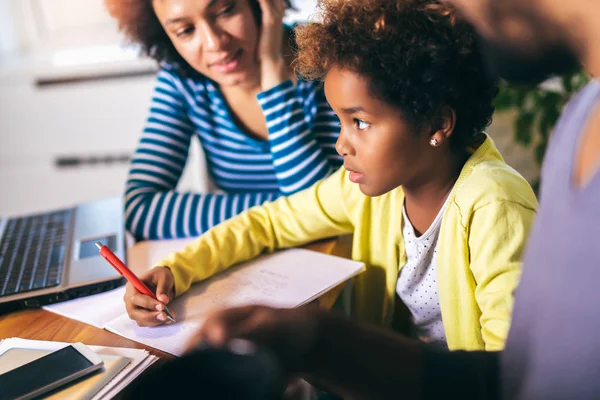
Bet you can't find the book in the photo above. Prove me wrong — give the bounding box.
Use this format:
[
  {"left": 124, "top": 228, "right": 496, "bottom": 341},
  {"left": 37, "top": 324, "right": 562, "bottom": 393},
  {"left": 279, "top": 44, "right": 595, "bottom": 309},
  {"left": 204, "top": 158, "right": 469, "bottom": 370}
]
[
  {"left": 44, "top": 239, "right": 365, "bottom": 356},
  {"left": 0, "top": 338, "right": 158, "bottom": 400}
]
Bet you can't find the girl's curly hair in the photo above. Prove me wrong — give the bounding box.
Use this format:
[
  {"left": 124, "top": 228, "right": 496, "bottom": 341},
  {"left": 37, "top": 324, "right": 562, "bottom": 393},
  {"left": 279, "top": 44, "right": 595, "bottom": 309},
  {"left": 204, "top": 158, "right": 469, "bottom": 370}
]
[
  {"left": 295, "top": 0, "right": 499, "bottom": 150},
  {"left": 105, "top": 0, "right": 294, "bottom": 73}
]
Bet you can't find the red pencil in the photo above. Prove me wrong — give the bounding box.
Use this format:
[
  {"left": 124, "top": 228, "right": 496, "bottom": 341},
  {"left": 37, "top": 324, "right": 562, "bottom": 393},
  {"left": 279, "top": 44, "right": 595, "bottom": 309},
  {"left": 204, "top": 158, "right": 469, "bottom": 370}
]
[{"left": 95, "top": 241, "right": 176, "bottom": 323}]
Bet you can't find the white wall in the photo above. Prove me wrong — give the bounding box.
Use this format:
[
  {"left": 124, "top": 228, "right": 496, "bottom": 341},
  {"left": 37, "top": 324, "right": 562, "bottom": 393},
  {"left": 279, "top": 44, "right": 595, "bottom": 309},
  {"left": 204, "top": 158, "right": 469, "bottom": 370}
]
[
  {"left": 0, "top": 70, "right": 209, "bottom": 216},
  {"left": 0, "top": 1, "right": 22, "bottom": 53}
]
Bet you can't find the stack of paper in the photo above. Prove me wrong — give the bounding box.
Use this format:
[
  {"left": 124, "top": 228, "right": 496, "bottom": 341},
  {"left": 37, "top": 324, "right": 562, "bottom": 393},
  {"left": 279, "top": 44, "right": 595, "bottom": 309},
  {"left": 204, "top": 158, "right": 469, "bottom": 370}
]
[
  {"left": 44, "top": 240, "right": 365, "bottom": 356},
  {"left": 0, "top": 337, "right": 158, "bottom": 399}
]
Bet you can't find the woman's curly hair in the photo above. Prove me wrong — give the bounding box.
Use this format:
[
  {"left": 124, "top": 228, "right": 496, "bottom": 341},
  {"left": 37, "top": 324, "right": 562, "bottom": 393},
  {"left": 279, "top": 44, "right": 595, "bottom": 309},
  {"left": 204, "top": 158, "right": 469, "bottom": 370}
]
[
  {"left": 105, "top": 0, "right": 294, "bottom": 73},
  {"left": 295, "top": 0, "right": 498, "bottom": 150}
]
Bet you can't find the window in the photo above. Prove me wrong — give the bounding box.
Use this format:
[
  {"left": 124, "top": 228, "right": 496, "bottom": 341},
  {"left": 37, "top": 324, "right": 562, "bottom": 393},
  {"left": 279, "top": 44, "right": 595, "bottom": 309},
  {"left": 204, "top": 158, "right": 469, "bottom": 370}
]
[
  {"left": 5, "top": 0, "right": 319, "bottom": 56},
  {"left": 287, "top": 0, "right": 319, "bottom": 23},
  {"left": 23, "top": 0, "right": 120, "bottom": 51},
  {"left": 33, "top": 0, "right": 113, "bottom": 34}
]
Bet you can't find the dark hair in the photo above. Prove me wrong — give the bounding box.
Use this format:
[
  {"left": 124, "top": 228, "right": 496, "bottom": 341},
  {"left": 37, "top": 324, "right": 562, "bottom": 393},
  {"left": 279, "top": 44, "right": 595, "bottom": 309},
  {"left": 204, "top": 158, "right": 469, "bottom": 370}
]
[
  {"left": 105, "top": 0, "right": 294, "bottom": 75},
  {"left": 295, "top": 0, "right": 499, "bottom": 151}
]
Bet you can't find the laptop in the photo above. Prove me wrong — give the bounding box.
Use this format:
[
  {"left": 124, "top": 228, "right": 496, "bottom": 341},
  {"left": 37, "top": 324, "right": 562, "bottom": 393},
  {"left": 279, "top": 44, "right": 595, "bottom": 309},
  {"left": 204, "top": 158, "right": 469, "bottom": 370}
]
[{"left": 0, "top": 197, "right": 126, "bottom": 314}]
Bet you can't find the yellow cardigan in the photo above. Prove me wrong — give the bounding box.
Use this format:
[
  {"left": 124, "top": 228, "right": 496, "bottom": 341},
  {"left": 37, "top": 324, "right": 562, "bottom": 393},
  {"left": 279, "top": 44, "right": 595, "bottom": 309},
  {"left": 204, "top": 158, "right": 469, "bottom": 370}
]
[{"left": 157, "top": 136, "right": 537, "bottom": 351}]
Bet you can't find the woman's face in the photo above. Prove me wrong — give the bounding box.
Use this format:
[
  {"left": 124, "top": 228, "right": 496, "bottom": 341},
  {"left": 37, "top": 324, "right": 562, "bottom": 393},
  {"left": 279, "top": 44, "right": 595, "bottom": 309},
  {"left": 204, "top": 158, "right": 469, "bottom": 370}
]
[
  {"left": 153, "top": 0, "right": 260, "bottom": 86},
  {"left": 325, "top": 66, "right": 442, "bottom": 197}
]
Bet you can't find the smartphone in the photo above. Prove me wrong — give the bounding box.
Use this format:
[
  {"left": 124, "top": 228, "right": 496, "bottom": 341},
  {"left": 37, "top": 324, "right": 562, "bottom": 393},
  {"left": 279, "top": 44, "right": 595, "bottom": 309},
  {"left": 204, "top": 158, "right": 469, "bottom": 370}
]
[{"left": 0, "top": 343, "right": 104, "bottom": 400}]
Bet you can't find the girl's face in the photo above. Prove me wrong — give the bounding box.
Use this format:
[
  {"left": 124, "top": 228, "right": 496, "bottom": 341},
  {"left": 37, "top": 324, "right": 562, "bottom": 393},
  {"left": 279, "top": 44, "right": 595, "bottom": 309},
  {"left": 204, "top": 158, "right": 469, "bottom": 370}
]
[
  {"left": 324, "top": 66, "right": 444, "bottom": 197},
  {"left": 153, "top": 0, "right": 260, "bottom": 87}
]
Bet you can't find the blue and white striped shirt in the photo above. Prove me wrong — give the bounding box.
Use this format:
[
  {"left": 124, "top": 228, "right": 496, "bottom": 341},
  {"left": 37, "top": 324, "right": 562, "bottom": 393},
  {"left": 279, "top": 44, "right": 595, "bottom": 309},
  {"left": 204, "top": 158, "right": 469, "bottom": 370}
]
[{"left": 124, "top": 64, "right": 342, "bottom": 240}]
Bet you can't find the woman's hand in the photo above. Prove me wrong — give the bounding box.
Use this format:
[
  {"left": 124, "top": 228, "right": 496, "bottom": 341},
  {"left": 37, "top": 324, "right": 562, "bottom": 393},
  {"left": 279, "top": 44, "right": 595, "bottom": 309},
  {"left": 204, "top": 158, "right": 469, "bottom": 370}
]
[
  {"left": 186, "top": 305, "right": 321, "bottom": 373},
  {"left": 123, "top": 266, "right": 177, "bottom": 327},
  {"left": 256, "top": 0, "right": 291, "bottom": 90}
]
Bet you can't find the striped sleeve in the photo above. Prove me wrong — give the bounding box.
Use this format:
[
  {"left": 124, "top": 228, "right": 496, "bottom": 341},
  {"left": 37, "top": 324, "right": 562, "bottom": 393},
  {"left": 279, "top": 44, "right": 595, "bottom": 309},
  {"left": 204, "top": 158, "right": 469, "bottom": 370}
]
[
  {"left": 124, "top": 69, "right": 281, "bottom": 240},
  {"left": 124, "top": 68, "right": 194, "bottom": 240},
  {"left": 258, "top": 80, "right": 343, "bottom": 195}
]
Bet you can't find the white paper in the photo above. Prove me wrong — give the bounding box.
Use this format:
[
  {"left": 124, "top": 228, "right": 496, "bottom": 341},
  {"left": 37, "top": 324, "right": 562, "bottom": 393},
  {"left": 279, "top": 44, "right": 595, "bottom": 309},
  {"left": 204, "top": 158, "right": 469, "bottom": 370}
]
[
  {"left": 91, "top": 352, "right": 157, "bottom": 400},
  {"left": 105, "top": 315, "right": 205, "bottom": 357},
  {"left": 43, "top": 287, "right": 127, "bottom": 329},
  {"left": 0, "top": 338, "right": 158, "bottom": 400},
  {"left": 43, "top": 239, "right": 365, "bottom": 357},
  {"left": 104, "top": 248, "right": 365, "bottom": 356}
]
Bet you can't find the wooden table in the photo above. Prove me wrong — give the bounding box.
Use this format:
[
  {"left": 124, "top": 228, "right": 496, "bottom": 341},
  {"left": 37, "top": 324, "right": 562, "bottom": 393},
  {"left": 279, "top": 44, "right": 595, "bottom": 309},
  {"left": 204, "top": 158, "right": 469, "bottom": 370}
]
[{"left": 0, "top": 237, "right": 352, "bottom": 362}]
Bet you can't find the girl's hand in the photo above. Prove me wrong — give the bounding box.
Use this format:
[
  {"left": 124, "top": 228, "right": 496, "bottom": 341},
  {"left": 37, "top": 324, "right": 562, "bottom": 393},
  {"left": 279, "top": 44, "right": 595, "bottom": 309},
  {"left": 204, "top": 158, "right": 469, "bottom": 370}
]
[
  {"left": 256, "top": 0, "right": 291, "bottom": 90},
  {"left": 123, "top": 266, "right": 177, "bottom": 327}
]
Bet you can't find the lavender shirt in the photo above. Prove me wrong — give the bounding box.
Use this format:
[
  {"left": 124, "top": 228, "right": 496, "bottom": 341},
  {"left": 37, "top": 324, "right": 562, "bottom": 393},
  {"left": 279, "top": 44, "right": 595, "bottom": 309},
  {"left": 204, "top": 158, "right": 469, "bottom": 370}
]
[{"left": 502, "top": 79, "right": 600, "bottom": 399}]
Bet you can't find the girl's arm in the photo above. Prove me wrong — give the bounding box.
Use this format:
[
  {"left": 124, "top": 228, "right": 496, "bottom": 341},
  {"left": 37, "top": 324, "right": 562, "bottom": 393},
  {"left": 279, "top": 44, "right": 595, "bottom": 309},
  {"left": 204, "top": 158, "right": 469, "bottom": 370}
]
[
  {"left": 155, "top": 168, "right": 353, "bottom": 296},
  {"left": 259, "top": 80, "right": 342, "bottom": 195},
  {"left": 468, "top": 201, "right": 537, "bottom": 350}
]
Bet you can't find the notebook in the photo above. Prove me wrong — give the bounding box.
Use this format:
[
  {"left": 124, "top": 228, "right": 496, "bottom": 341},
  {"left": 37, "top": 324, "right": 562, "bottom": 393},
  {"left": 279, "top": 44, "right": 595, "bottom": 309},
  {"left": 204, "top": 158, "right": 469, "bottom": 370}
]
[
  {"left": 44, "top": 239, "right": 366, "bottom": 356},
  {"left": 0, "top": 338, "right": 158, "bottom": 400}
]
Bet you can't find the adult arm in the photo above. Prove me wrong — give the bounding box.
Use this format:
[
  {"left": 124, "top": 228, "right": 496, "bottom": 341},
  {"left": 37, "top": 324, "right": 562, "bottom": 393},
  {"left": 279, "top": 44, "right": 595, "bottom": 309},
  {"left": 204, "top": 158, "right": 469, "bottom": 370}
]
[
  {"left": 194, "top": 305, "right": 501, "bottom": 400},
  {"left": 260, "top": 80, "right": 342, "bottom": 194},
  {"left": 124, "top": 68, "right": 313, "bottom": 241}
]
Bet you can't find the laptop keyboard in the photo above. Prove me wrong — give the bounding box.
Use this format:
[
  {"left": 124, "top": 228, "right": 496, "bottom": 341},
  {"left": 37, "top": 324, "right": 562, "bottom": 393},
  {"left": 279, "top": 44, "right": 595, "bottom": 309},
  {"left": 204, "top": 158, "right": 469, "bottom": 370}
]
[{"left": 0, "top": 209, "right": 72, "bottom": 297}]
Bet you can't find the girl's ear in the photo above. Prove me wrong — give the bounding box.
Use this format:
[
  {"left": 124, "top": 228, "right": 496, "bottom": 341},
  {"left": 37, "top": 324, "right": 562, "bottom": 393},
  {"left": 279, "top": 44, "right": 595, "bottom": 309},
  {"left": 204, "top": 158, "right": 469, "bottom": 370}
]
[{"left": 429, "top": 106, "right": 456, "bottom": 147}]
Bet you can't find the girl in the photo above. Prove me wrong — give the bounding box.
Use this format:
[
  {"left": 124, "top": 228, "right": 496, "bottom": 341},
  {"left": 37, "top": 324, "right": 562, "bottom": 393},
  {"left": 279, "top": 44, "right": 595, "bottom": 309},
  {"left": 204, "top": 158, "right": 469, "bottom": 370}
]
[
  {"left": 124, "top": 0, "right": 537, "bottom": 352},
  {"left": 104, "top": 0, "right": 342, "bottom": 240}
]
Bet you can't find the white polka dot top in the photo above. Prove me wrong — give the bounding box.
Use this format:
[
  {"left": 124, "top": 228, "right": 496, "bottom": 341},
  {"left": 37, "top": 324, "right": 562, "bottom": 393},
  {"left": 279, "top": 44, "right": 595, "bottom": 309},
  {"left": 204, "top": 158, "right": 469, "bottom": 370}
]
[{"left": 396, "top": 199, "right": 449, "bottom": 350}]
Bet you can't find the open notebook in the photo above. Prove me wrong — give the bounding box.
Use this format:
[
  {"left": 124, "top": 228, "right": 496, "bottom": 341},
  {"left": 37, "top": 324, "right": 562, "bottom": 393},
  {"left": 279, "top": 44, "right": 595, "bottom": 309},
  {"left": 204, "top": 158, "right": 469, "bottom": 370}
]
[{"left": 45, "top": 239, "right": 365, "bottom": 356}]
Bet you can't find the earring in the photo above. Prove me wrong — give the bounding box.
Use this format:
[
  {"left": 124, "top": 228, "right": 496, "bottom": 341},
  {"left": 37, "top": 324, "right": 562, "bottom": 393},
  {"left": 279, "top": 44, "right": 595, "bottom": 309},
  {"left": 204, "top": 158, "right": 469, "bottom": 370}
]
[{"left": 430, "top": 138, "right": 439, "bottom": 147}]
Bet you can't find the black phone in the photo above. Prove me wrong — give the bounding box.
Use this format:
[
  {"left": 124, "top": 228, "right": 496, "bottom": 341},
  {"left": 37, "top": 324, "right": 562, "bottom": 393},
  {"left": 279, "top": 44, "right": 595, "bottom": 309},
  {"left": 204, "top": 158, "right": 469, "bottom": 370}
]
[{"left": 0, "top": 343, "right": 104, "bottom": 400}]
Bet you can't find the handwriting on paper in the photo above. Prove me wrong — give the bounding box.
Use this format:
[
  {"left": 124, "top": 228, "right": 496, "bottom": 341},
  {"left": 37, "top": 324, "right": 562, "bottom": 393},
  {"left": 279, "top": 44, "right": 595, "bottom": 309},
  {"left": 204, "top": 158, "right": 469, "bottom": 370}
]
[
  {"left": 189, "top": 266, "right": 292, "bottom": 313},
  {"left": 104, "top": 248, "right": 365, "bottom": 356}
]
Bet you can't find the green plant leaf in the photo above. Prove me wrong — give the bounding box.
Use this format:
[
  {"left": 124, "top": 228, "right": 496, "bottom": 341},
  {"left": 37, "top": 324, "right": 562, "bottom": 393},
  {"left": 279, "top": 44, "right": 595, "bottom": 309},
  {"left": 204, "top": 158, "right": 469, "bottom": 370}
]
[
  {"left": 515, "top": 111, "right": 536, "bottom": 146},
  {"left": 543, "top": 91, "right": 563, "bottom": 108},
  {"left": 531, "top": 179, "right": 541, "bottom": 195},
  {"left": 500, "top": 69, "right": 588, "bottom": 172},
  {"left": 538, "top": 111, "right": 553, "bottom": 139},
  {"left": 562, "top": 75, "right": 573, "bottom": 93},
  {"left": 494, "top": 88, "right": 514, "bottom": 111},
  {"left": 515, "top": 89, "right": 528, "bottom": 109}
]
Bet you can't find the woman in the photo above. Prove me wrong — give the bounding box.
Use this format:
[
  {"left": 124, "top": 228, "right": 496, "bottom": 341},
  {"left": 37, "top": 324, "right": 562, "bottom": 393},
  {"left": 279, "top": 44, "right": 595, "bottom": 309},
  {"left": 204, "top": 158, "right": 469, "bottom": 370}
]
[
  {"left": 105, "top": 0, "right": 342, "bottom": 240},
  {"left": 124, "top": 0, "right": 537, "bottom": 352}
]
